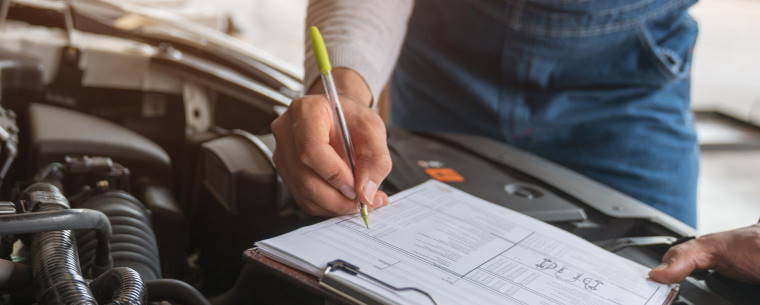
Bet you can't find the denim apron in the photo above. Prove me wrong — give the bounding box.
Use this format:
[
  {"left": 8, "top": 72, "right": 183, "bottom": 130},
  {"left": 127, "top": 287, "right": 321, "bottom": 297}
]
[{"left": 390, "top": 0, "right": 700, "bottom": 226}]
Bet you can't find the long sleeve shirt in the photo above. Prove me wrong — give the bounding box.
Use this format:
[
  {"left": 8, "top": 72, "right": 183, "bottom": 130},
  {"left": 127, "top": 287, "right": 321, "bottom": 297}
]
[{"left": 304, "top": 0, "right": 414, "bottom": 102}]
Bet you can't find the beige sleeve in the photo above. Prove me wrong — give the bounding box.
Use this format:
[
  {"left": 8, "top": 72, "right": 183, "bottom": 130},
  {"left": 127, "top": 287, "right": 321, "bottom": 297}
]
[{"left": 304, "top": 0, "right": 414, "bottom": 104}]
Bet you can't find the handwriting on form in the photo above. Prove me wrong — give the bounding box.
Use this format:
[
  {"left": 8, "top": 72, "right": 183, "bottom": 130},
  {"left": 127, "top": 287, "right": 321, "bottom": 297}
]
[{"left": 535, "top": 258, "right": 604, "bottom": 291}]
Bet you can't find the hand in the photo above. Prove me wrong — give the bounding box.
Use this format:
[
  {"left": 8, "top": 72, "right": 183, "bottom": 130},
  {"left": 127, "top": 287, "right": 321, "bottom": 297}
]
[
  {"left": 271, "top": 68, "right": 391, "bottom": 216},
  {"left": 649, "top": 223, "right": 760, "bottom": 284}
]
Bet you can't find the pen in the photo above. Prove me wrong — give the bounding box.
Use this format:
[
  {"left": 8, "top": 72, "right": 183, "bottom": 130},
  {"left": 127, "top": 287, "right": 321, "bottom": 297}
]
[{"left": 310, "top": 26, "right": 370, "bottom": 229}]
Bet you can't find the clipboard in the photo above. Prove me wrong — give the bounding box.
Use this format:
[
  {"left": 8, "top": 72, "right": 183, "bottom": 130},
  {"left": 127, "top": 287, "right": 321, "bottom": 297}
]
[
  {"left": 244, "top": 249, "right": 439, "bottom": 305},
  {"left": 245, "top": 247, "right": 680, "bottom": 305}
]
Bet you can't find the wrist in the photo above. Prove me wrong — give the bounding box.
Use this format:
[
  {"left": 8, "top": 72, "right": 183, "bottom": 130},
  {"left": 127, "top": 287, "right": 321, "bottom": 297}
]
[{"left": 308, "top": 68, "right": 373, "bottom": 108}]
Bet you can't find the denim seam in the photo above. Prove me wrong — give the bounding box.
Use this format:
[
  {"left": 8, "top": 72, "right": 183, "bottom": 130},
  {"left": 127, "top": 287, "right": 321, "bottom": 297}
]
[
  {"left": 595, "top": 0, "right": 658, "bottom": 16},
  {"left": 637, "top": 21, "right": 691, "bottom": 81},
  {"left": 508, "top": 0, "right": 693, "bottom": 37}
]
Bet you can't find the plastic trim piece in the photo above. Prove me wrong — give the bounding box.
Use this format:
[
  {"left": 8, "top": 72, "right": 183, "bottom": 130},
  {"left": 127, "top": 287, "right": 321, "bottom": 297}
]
[{"left": 429, "top": 132, "right": 696, "bottom": 237}]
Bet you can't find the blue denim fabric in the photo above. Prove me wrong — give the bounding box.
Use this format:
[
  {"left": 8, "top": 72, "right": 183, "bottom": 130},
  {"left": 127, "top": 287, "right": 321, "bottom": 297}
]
[{"left": 390, "top": 0, "right": 700, "bottom": 226}]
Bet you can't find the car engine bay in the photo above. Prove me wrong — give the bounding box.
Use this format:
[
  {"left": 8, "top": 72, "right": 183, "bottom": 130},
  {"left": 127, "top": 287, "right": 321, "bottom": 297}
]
[{"left": 0, "top": 1, "right": 757, "bottom": 305}]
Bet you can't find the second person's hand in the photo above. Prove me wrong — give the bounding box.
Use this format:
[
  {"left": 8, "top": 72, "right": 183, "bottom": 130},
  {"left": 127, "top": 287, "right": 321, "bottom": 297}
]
[
  {"left": 649, "top": 223, "right": 760, "bottom": 284},
  {"left": 271, "top": 68, "right": 392, "bottom": 216}
]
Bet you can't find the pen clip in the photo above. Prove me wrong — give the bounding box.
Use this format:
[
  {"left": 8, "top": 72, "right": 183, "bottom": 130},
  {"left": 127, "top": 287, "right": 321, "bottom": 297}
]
[{"left": 320, "top": 259, "right": 439, "bottom": 305}]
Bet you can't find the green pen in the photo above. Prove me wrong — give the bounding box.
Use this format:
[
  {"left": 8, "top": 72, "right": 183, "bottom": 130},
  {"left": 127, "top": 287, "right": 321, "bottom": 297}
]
[{"left": 310, "top": 26, "right": 370, "bottom": 229}]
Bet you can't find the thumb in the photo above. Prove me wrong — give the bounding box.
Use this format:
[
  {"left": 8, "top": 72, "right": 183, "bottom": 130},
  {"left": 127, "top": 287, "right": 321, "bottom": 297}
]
[
  {"left": 354, "top": 151, "right": 392, "bottom": 210},
  {"left": 649, "top": 240, "right": 717, "bottom": 283},
  {"left": 351, "top": 134, "right": 392, "bottom": 209}
]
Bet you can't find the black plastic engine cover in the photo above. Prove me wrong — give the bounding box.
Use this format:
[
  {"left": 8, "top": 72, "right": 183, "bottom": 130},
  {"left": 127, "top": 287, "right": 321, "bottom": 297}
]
[
  {"left": 386, "top": 129, "right": 588, "bottom": 223},
  {"left": 26, "top": 103, "right": 171, "bottom": 182}
]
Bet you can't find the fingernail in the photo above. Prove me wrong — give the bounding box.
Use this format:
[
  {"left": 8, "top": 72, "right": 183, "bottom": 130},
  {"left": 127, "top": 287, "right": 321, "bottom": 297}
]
[
  {"left": 363, "top": 180, "right": 378, "bottom": 206},
  {"left": 652, "top": 263, "right": 668, "bottom": 272},
  {"left": 339, "top": 184, "right": 357, "bottom": 200}
]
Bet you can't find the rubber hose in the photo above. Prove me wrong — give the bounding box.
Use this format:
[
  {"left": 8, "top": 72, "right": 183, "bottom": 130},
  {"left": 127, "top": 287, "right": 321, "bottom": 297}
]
[
  {"left": 23, "top": 183, "right": 99, "bottom": 305},
  {"left": 145, "top": 279, "right": 211, "bottom": 305},
  {"left": 89, "top": 267, "right": 146, "bottom": 305},
  {"left": 0, "top": 208, "right": 113, "bottom": 275},
  {"left": 75, "top": 191, "right": 161, "bottom": 280},
  {"left": 32, "top": 230, "right": 96, "bottom": 305}
]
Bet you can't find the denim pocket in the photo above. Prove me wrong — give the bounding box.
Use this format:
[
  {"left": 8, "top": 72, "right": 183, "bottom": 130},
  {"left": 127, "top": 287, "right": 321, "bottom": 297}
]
[{"left": 637, "top": 13, "right": 699, "bottom": 81}]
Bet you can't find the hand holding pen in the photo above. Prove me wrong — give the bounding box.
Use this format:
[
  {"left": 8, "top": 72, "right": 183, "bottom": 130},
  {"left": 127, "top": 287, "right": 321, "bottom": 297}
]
[
  {"left": 310, "top": 26, "right": 371, "bottom": 227},
  {"left": 270, "top": 27, "right": 392, "bottom": 223}
]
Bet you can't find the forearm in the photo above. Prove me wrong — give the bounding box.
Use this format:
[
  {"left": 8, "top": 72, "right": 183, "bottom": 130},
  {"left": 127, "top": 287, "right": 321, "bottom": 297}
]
[{"left": 304, "top": 0, "right": 414, "bottom": 106}]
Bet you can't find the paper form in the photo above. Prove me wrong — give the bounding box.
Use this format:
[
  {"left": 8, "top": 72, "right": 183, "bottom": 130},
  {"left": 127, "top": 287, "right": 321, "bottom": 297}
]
[{"left": 256, "top": 180, "right": 677, "bottom": 305}]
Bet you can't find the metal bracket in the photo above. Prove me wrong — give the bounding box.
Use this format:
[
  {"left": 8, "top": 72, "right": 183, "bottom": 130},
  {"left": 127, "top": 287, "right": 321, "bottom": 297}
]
[
  {"left": 594, "top": 236, "right": 679, "bottom": 252},
  {"left": 183, "top": 81, "right": 214, "bottom": 135}
]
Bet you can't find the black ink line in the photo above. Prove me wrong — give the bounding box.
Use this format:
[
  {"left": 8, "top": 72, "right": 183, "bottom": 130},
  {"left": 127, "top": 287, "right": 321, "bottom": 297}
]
[
  {"left": 475, "top": 269, "right": 564, "bottom": 305},
  {"left": 337, "top": 220, "right": 465, "bottom": 278},
  {"left": 461, "top": 232, "right": 534, "bottom": 279},
  {"left": 478, "top": 268, "right": 624, "bottom": 305},
  {"left": 508, "top": 236, "right": 650, "bottom": 300},
  {"left": 494, "top": 251, "right": 638, "bottom": 304},
  {"left": 309, "top": 185, "right": 650, "bottom": 304},
  {"left": 456, "top": 276, "right": 529, "bottom": 305},
  {"left": 645, "top": 286, "right": 660, "bottom": 305}
]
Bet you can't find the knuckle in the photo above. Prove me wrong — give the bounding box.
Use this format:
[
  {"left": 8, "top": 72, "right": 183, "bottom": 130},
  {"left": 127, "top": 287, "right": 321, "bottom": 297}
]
[
  {"left": 379, "top": 155, "right": 393, "bottom": 174},
  {"left": 667, "top": 244, "right": 690, "bottom": 258},
  {"left": 670, "top": 244, "right": 687, "bottom": 254},
  {"left": 369, "top": 115, "right": 386, "bottom": 130},
  {"left": 360, "top": 111, "right": 385, "bottom": 129},
  {"left": 299, "top": 202, "right": 319, "bottom": 216},
  {"left": 358, "top": 111, "right": 381, "bottom": 126},
  {"left": 298, "top": 96, "right": 324, "bottom": 112},
  {"left": 298, "top": 151, "right": 313, "bottom": 166},
  {"left": 290, "top": 97, "right": 306, "bottom": 108},
  {"left": 355, "top": 148, "right": 374, "bottom": 163},
  {"left": 322, "top": 205, "right": 342, "bottom": 216},
  {"left": 356, "top": 149, "right": 391, "bottom": 173},
  {"left": 324, "top": 169, "right": 343, "bottom": 185},
  {"left": 329, "top": 202, "right": 355, "bottom": 215}
]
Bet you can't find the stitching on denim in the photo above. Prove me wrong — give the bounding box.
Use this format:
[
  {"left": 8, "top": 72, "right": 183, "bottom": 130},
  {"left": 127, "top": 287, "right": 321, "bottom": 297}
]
[
  {"left": 596, "top": 0, "right": 659, "bottom": 15},
  {"left": 530, "top": 0, "right": 690, "bottom": 36},
  {"left": 517, "top": 0, "right": 657, "bottom": 18},
  {"left": 522, "top": 0, "right": 658, "bottom": 16},
  {"left": 508, "top": 0, "right": 693, "bottom": 37},
  {"left": 525, "top": 0, "right": 595, "bottom": 4},
  {"left": 659, "top": 48, "right": 683, "bottom": 73},
  {"left": 637, "top": 23, "right": 686, "bottom": 80}
]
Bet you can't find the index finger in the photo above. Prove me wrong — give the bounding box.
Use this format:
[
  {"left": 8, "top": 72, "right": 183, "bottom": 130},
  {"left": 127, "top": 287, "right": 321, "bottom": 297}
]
[{"left": 292, "top": 96, "right": 356, "bottom": 200}]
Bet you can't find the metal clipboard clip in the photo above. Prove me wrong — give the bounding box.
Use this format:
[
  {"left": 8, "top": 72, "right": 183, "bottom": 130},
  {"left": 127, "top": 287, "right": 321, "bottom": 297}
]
[
  {"left": 319, "top": 260, "right": 439, "bottom": 305},
  {"left": 664, "top": 285, "right": 680, "bottom": 305}
]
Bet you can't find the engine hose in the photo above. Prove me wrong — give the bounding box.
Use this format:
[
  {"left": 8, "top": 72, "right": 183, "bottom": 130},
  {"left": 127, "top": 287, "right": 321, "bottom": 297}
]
[
  {"left": 145, "top": 279, "right": 211, "bottom": 305},
  {"left": 32, "top": 230, "right": 96, "bottom": 304},
  {"left": 75, "top": 191, "right": 161, "bottom": 280},
  {"left": 0, "top": 208, "right": 113, "bottom": 276},
  {"left": 89, "top": 267, "right": 146, "bottom": 305},
  {"left": 22, "top": 183, "right": 99, "bottom": 305}
]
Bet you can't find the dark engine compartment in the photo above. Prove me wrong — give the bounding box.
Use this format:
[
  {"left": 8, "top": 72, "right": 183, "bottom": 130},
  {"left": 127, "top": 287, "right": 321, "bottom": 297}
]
[{"left": 0, "top": 1, "right": 757, "bottom": 305}]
